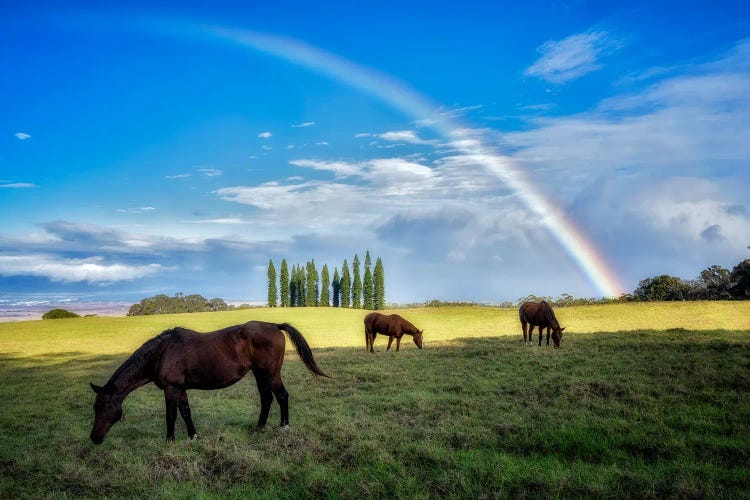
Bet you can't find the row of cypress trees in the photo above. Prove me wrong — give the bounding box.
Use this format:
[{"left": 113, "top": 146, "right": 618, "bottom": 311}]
[{"left": 267, "top": 251, "right": 385, "bottom": 308}]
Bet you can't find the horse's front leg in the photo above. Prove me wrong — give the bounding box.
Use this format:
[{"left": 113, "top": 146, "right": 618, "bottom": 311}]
[
  {"left": 386, "top": 335, "right": 394, "bottom": 351},
  {"left": 178, "top": 390, "right": 198, "bottom": 439},
  {"left": 164, "top": 386, "right": 180, "bottom": 442},
  {"left": 546, "top": 328, "right": 551, "bottom": 346},
  {"left": 538, "top": 327, "right": 543, "bottom": 346}
]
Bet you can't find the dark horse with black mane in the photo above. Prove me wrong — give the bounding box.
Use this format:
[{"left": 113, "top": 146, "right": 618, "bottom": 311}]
[
  {"left": 519, "top": 301, "right": 565, "bottom": 347},
  {"left": 364, "top": 312, "right": 423, "bottom": 353},
  {"left": 90, "top": 321, "right": 327, "bottom": 444}
]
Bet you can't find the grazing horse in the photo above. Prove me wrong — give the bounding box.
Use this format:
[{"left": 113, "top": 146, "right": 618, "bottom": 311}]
[
  {"left": 364, "top": 312, "right": 423, "bottom": 353},
  {"left": 519, "top": 301, "right": 565, "bottom": 347},
  {"left": 89, "top": 321, "right": 327, "bottom": 444}
]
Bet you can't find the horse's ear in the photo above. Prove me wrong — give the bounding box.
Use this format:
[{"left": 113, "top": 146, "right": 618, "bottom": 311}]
[
  {"left": 90, "top": 382, "right": 104, "bottom": 394},
  {"left": 560, "top": 327, "right": 566, "bottom": 332}
]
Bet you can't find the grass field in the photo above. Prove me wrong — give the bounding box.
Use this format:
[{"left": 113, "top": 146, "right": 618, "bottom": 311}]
[{"left": 1, "top": 302, "right": 749, "bottom": 497}]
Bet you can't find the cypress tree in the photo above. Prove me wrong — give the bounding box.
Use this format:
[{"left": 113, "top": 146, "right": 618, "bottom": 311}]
[
  {"left": 332, "top": 268, "right": 341, "bottom": 307},
  {"left": 306, "top": 260, "right": 317, "bottom": 306},
  {"left": 280, "top": 259, "right": 290, "bottom": 307},
  {"left": 340, "top": 259, "right": 351, "bottom": 308},
  {"left": 297, "top": 266, "right": 306, "bottom": 306},
  {"left": 363, "top": 265, "right": 374, "bottom": 310},
  {"left": 320, "top": 264, "right": 330, "bottom": 306},
  {"left": 352, "top": 254, "right": 362, "bottom": 309},
  {"left": 267, "top": 259, "right": 277, "bottom": 307},
  {"left": 374, "top": 257, "right": 385, "bottom": 309},
  {"left": 289, "top": 265, "right": 297, "bottom": 307}
]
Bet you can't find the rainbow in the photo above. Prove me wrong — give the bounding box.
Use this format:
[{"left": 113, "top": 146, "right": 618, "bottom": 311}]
[{"left": 162, "top": 22, "right": 626, "bottom": 297}]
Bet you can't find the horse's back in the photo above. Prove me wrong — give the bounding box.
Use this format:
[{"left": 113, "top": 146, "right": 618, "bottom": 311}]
[{"left": 519, "top": 301, "right": 553, "bottom": 327}]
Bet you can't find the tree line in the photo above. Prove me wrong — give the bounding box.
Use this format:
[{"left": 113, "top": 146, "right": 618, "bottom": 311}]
[
  {"left": 127, "top": 293, "right": 254, "bottom": 316},
  {"left": 267, "top": 251, "right": 385, "bottom": 308},
  {"left": 632, "top": 258, "right": 750, "bottom": 302}
]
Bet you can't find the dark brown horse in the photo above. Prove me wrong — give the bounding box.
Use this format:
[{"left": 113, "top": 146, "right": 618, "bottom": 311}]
[
  {"left": 364, "top": 312, "right": 423, "bottom": 353},
  {"left": 519, "top": 301, "right": 565, "bottom": 347},
  {"left": 90, "top": 321, "right": 327, "bottom": 444}
]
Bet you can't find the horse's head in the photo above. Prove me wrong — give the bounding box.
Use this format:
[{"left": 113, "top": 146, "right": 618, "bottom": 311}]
[
  {"left": 90, "top": 382, "right": 123, "bottom": 445},
  {"left": 552, "top": 327, "right": 565, "bottom": 348},
  {"left": 413, "top": 330, "right": 424, "bottom": 349}
]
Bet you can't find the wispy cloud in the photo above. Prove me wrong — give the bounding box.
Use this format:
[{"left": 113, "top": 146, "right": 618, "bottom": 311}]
[
  {"left": 117, "top": 206, "right": 156, "bottom": 214},
  {"left": 199, "top": 168, "right": 223, "bottom": 177},
  {"left": 0, "top": 254, "right": 163, "bottom": 283},
  {"left": 14, "top": 132, "right": 31, "bottom": 140},
  {"left": 258, "top": 131, "right": 272, "bottom": 138},
  {"left": 292, "top": 121, "right": 316, "bottom": 128},
  {"left": 165, "top": 173, "right": 193, "bottom": 179},
  {"left": 182, "top": 218, "right": 248, "bottom": 224},
  {"left": 525, "top": 30, "right": 620, "bottom": 84},
  {"left": 315, "top": 141, "right": 329, "bottom": 146},
  {"left": 0, "top": 182, "right": 37, "bottom": 188}
]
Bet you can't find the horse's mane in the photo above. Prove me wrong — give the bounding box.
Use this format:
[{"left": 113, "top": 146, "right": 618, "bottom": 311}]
[
  {"left": 540, "top": 301, "right": 559, "bottom": 328},
  {"left": 105, "top": 328, "right": 180, "bottom": 387}
]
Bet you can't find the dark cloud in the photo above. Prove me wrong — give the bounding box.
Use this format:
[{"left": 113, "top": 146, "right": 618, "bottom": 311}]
[{"left": 700, "top": 224, "right": 724, "bottom": 242}]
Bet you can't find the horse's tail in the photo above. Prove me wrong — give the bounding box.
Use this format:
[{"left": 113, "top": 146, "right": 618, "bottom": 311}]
[{"left": 277, "top": 323, "right": 330, "bottom": 378}]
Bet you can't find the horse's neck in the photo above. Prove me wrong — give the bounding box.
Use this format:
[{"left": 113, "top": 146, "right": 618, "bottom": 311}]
[
  {"left": 544, "top": 306, "right": 559, "bottom": 327},
  {"left": 108, "top": 357, "right": 151, "bottom": 397}
]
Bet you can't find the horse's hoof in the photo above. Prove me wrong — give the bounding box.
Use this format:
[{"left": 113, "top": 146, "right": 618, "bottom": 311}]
[
  {"left": 280, "top": 424, "right": 290, "bottom": 431},
  {"left": 190, "top": 434, "right": 198, "bottom": 441},
  {"left": 166, "top": 436, "right": 175, "bottom": 443}
]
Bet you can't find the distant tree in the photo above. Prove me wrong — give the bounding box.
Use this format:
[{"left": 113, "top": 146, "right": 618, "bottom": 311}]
[
  {"left": 634, "top": 275, "right": 693, "bottom": 301},
  {"left": 42, "top": 308, "right": 80, "bottom": 319},
  {"left": 729, "top": 259, "right": 750, "bottom": 299},
  {"left": 363, "top": 264, "right": 374, "bottom": 310},
  {"left": 332, "top": 267, "right": 341, "bottom": 307},
  {"left": 340, "top": 259, "right": 351, "bottom": 308},
  {"left": 352, "top": 254, "right": 362, "bottom": 309},
  {"left": 695, "top": 265, "right": 732, "bottom": 300},
  {"left": 295, "top": 265, "right": 306, "bottom": 306},
  {"left": 280, "top": 259, "right": 290, "bottom": 307},
  {"left": 267, "top": 259, "right": 278, "bottom": 307},
  {"left": 320, "top": 264, "right": 330, "bottom": 306},
  {"left": 373, "top": 257, "right": 385, "bottom": 309},
  {"left": 208, "top": 298, "right": 229, "bottom": 311},
  {"left": 289, "top": 265, "right": 298, "bottom": 307},
  {"left": 306, "top": 260, "right": 318, "bottom": 306}
]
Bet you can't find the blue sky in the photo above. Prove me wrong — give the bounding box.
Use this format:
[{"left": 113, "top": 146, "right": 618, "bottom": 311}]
[{"left": 2, "top": 1, "right": 750, "bottom": 302}]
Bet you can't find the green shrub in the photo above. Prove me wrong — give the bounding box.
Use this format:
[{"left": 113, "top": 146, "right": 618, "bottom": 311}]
[{"left": 42, "top": 308, "right": 80, "bottom": 319}]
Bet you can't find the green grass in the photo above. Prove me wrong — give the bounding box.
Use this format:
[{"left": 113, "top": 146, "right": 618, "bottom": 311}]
[{"left": 1, "top": 303, "right": 749, "bottom": 497}]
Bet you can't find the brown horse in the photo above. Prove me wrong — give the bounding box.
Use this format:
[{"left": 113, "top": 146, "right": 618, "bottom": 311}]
[
  {"left": 364, "top": 312, "right": 423, "bottom": 352},
  {"left": 519, "top": 301, "right": 565, "bottom": 347},
  {"left": 89, "top": 321, "right": 327, "bottom": 444}
]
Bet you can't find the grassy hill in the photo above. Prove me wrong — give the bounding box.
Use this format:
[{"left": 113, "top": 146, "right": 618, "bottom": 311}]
[{"left": 0, "top": 302, "right": 749, "bottom": 497}]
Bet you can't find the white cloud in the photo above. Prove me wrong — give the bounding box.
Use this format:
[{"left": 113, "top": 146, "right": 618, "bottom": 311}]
[
  {"left": 117, "top": 206, "right": 156, "bottom": 214},
  {"left": 165, "top": 173, "right": 193, "bottom": 179},
  {"left": 261, "top": 145, "right": 272, "bottom": 151},
  {"left": 182, "top": 218, "right": 248, "bottom": 224},
  {"left": 199, "top": 168, "right": 223, "bottom": 177},
  {"left": 378, "top": 130, "right": 434, "bottom": 145},
  {"left": 354, "top": 133, "right": 372, "bottom": 138},
  {"left": 0, "top": 254, "right": 163, "bottom": 283},
  {"left": 292, "top": 121, "right": 316, "bottom": 127},
  {"left": 0, "top": 183, "right": 37, "bottom": 188},
  {"left": 525, "top": 31, "right": 619, "bottom": 84},
  {"left": 14, "top": 132, "right": 31, "bottom": 140},
  {"left": 315, "top": 141, "right": 329, "bottom": 146},
  {"left": 258, "top": 131, "right": 272, "bottom": 138}
]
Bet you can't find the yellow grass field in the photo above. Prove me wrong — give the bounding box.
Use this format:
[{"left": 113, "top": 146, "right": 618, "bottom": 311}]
[{"left": 1, "top": 301, "right": 748, "bottom": 363}]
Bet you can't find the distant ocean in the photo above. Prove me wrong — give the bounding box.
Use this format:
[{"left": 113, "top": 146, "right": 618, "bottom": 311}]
[{"left": 0, "top": 294, "right": 134, "bottom": 322}]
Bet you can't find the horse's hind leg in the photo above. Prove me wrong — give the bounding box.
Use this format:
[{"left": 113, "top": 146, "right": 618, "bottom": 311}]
[
  {"left": 528, "top": 326, "right": 535, "bottom": 346},
  {"left": 270, "top": 375, "right": 289, "bottom": 428},
  {"left": 538, "top": 327, "right": 543, "bottom": 346},
  {"left": 178, "top": 390, "right": 198, "bottom": 439},
  {"left": 522, "top": 320, "right": 528, "bottom": 345},
  {"left": 253, "top": 369, "right": 274, "bottom": 430}
]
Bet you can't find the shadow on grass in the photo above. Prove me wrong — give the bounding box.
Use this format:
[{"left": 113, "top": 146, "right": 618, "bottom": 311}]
[{"left": 0, "top": 330, "right": 749, "bottom": 498}]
